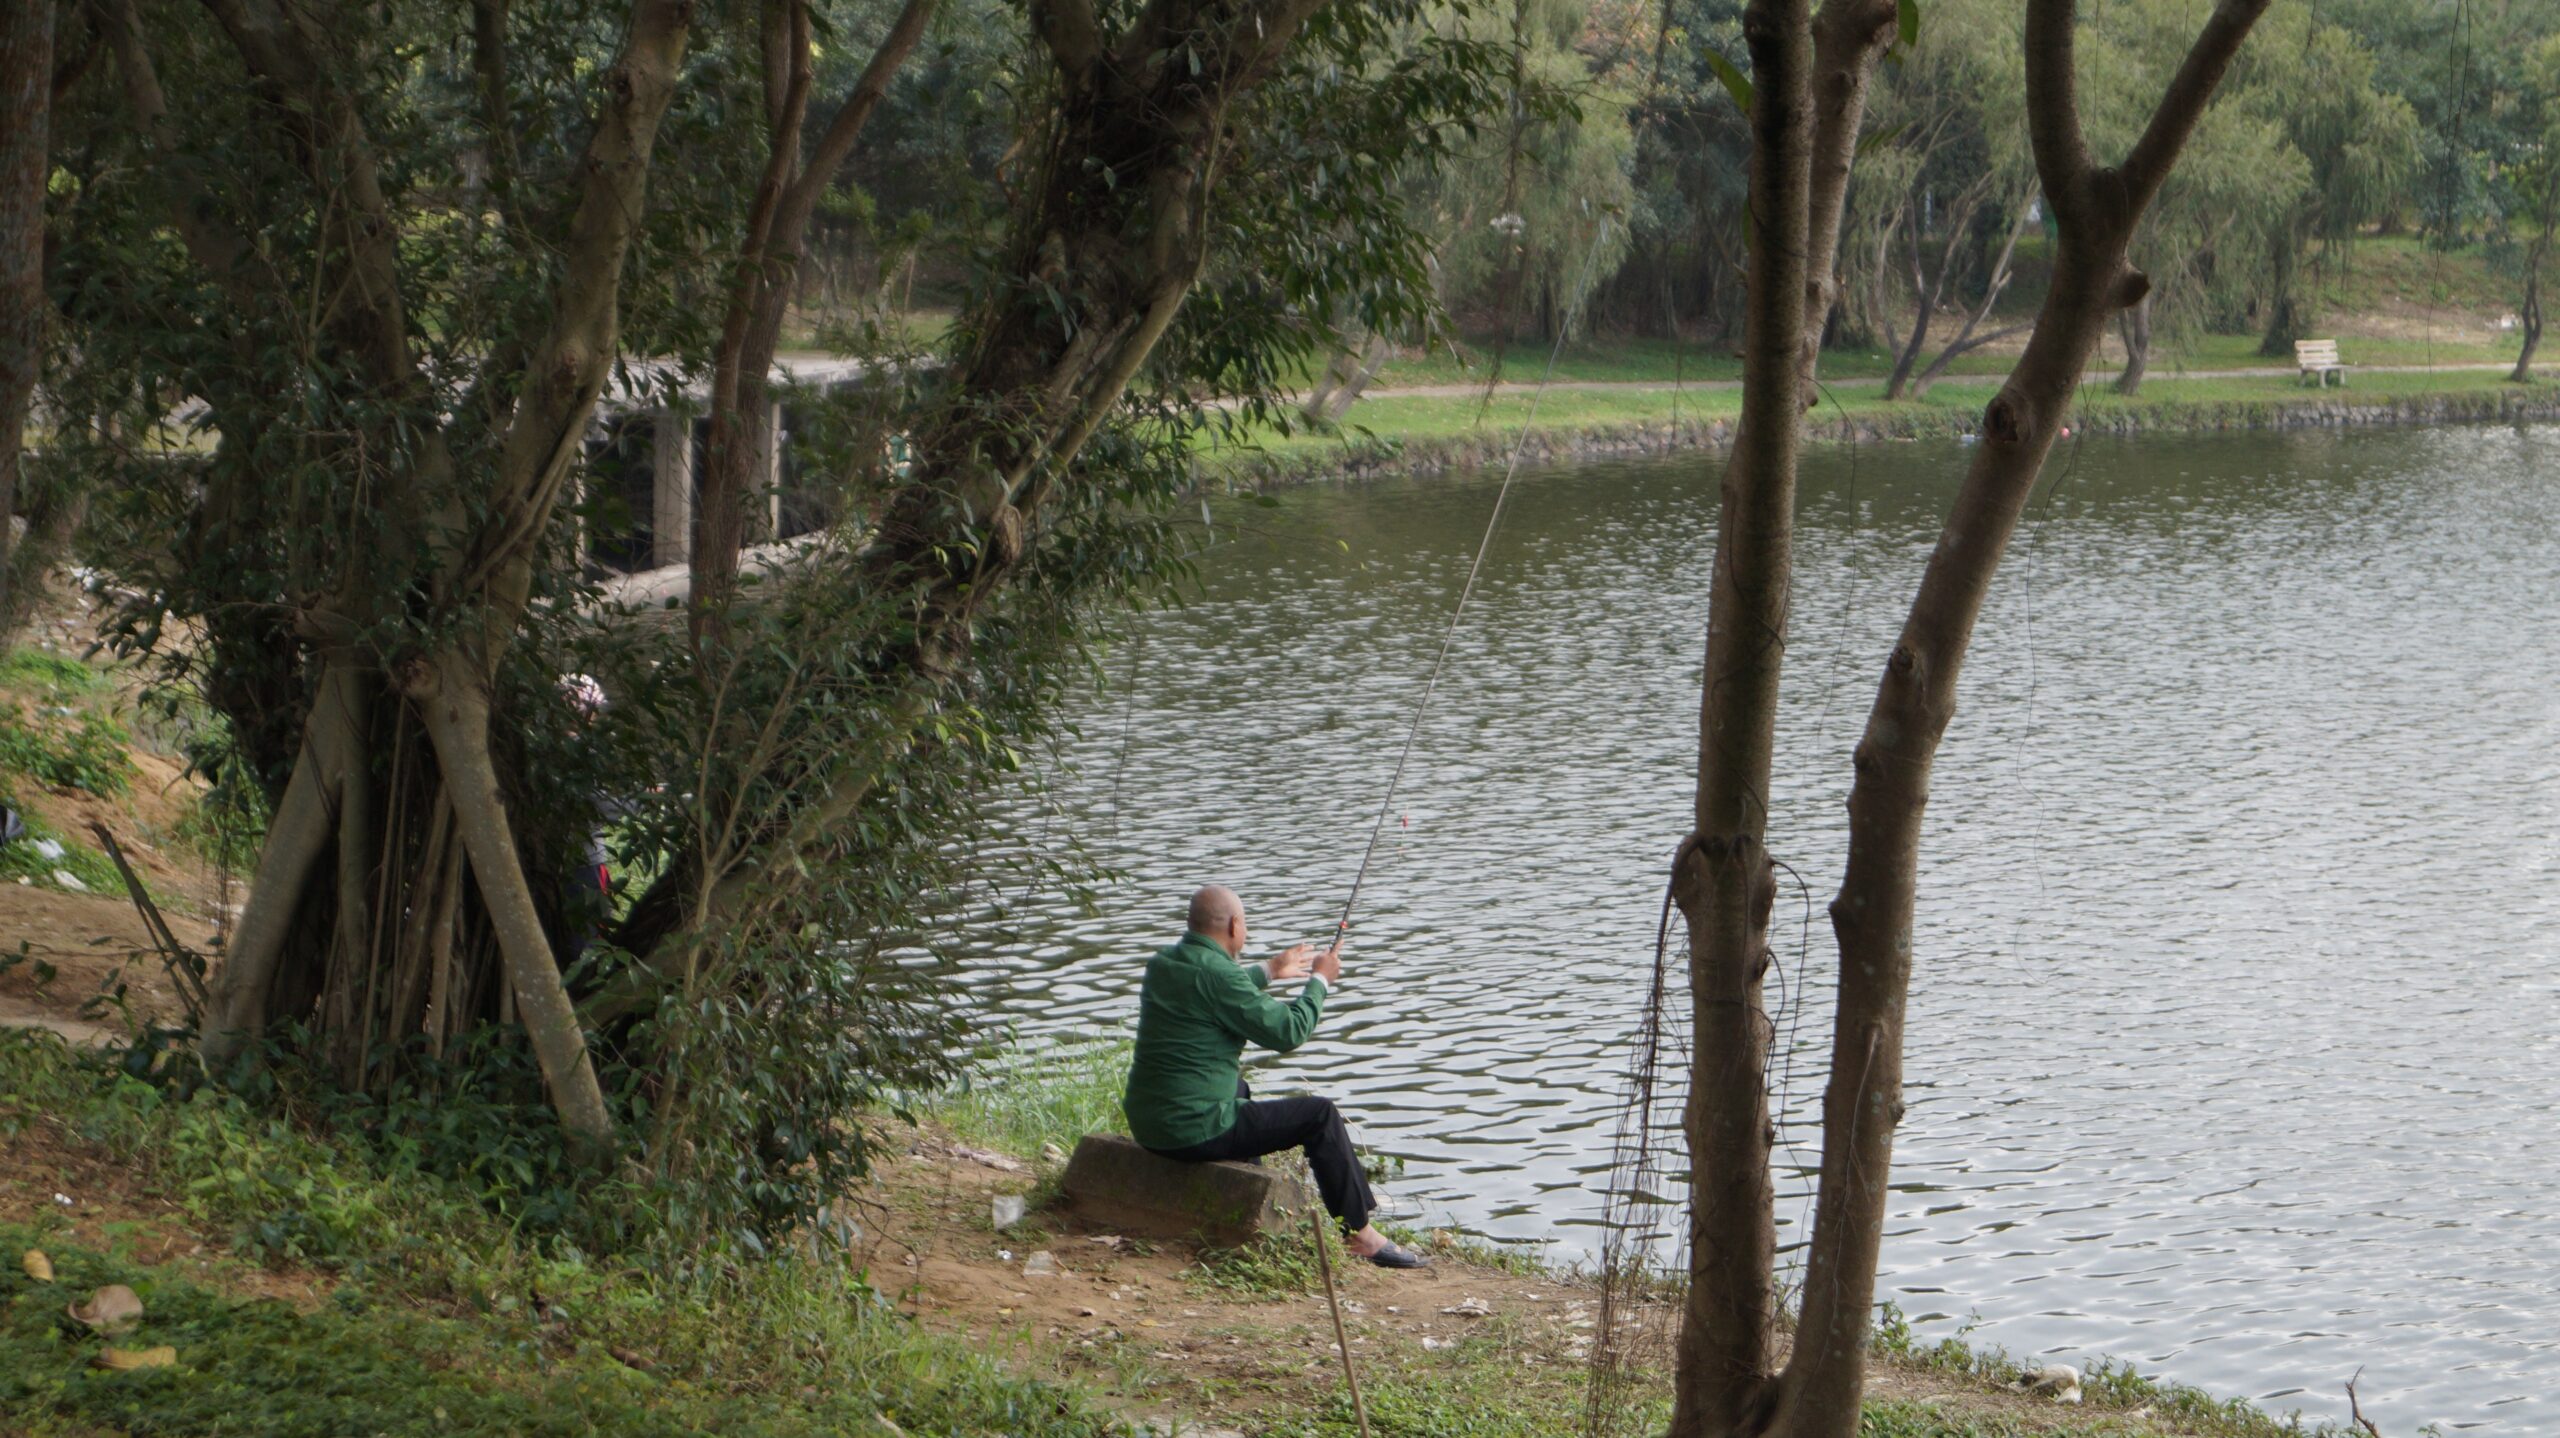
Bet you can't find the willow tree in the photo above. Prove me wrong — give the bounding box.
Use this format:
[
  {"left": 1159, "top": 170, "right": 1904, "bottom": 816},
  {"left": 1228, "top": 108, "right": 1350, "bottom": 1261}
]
[
  {"left": 1671, "top": 1, "right": 2273, "bottom": 1434},
  {"left": 2506, "top": 35, "right": 2560, "bottom": 383}
]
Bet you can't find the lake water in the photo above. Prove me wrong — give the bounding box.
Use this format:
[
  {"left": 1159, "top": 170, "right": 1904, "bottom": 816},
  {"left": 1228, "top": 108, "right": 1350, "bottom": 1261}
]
[{"left": 965, "top": 424, "right": 2560, "bottom": 1432}]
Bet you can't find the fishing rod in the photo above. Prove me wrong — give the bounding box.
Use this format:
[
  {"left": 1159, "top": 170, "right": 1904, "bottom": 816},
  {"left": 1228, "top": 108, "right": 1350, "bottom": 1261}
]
[{"left": 1328, "top": 218, "right": 1616, "bottom": 951}]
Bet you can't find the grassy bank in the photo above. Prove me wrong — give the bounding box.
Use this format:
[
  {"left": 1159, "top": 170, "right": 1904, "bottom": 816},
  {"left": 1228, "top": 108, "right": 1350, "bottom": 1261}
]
[
  {"left": 0, "top": 1030, "right": 1135, "bottom": 1438},
  {"left": 1217, "top": 365, "right": 2560, "bottom": 483},
  {"left": 0, "top": 1021, "right": 2397, "bottom": 1438}
]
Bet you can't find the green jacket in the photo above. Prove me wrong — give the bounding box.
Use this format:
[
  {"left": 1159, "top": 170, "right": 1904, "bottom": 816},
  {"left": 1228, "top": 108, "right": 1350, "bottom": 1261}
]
[{"left": 1122, "top": 931, "right": 1328, "bottom": 1150}]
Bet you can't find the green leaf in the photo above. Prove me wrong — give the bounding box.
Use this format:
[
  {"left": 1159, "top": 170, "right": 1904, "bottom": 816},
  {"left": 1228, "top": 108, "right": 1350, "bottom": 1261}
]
[
  {"left": 1703, "top": 48, "right": 1753, "bottom": 116},
  {"left": 1898, "top": 0, "right": 1920, "bottom": 48}
]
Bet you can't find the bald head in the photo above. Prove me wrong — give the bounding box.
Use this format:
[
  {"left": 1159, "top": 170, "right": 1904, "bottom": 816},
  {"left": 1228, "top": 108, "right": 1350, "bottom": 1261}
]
[{"left": 1188, "top": 885, "right": 1246, "bottom": 954}]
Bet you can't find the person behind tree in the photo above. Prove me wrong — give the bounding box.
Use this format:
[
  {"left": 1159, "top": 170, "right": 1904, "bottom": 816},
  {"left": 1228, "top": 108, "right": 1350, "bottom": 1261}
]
[{"left": 1119, "top": 884, "right": 1426, "bottom": 1268}]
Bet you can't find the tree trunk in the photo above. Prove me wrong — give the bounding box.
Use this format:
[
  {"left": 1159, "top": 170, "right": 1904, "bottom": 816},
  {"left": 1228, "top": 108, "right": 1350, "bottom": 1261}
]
[
  {"left": 2510, "top": 239, "right": 2545, "bottom": 384},
  {"left": 2115, "top": 287, "right": 2153, "bottom": 395},
  {"left": 0, "top": 0, "right": 52, "bottom": 638},
  {"left": 1768, "top": 6, "right": 2272, "bottom": 1435},
  {"left": 1304, "top": 329, "right": 1394, "bottom": 425},
  {"left": 1666, "top": 5, "right": 1900, "bottom": 1434},
  {"left": 1795, "top": 0, "right": 1903, "bottom": 388},
  {"left": 410, "top": 654, "right": 612, "bottom": 1145},
  {"left": 180, "top": 0, "right": 698, "bottom": 1149},
  {"left": 2257, "top": 219, "right": 2305, "bottom": 356},
  {"left": 1666, "top": 3, "right": 1816, "bottom": 1433},
  {"left": 1881, "top": 200, "right": 1935, "bottom": 402}
]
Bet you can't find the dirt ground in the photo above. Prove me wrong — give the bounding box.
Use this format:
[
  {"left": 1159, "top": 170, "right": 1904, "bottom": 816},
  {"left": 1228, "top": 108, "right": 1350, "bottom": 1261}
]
[
  {"left": 854, "top": 1131, "right": 2152, "bottom": 1437},
  {"left": 1, "top": 569, "right": 226, "bottom": 1045},
  {"left": 1, "top": 755, "right": 224, "bottom": 1046}
]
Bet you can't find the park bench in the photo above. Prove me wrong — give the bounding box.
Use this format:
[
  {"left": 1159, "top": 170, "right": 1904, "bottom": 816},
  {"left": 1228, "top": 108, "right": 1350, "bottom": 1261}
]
[
  {"left": 1056, "top": 1134, "right": 1316, "bottom": 1248},
  {"left": 2294, "top": 338, "right": 2348, "bottom": 387}
]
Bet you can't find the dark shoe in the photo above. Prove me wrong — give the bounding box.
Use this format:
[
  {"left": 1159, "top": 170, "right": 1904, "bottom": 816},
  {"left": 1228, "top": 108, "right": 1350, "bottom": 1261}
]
[{"left": 1364, "top": 1241, "right": 1428, "bottom": 1270}]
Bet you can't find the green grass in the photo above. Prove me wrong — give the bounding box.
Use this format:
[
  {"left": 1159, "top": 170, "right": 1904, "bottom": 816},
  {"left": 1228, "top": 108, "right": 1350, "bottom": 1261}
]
[
  {"left": 0, "top": 704, "right": 137, "bottom": 799},
  {"left": 0, "top": 650, "right": 110, "bottom": 698},
  {"left": 1261, "top": 1365, "right": 1661, "bottom": 1438},
  {"left": 930, "top": 1035, "right": 1133, "bottom": 1165},
  {"left": 0, "top": 1031, "right": 1141, "bottom": 1438},
  {"left": 1869, "top": 1305, "right": 2363, "bottom": 1438}
]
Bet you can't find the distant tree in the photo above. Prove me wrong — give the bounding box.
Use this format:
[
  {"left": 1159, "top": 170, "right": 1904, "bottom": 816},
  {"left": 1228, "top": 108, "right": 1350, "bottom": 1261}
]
[
  {"left": 2247, "top": 19, "right": 2420, "bottom": 354},
  {"left": 1840, "top": 0, "right": 2037, "bottom": 401},
  {"left": 1591, "top": 0, "right": 1752, "bottom": 340},
  {"left": 2504, "top": 35, "right": 2560, "bottom": 381}
]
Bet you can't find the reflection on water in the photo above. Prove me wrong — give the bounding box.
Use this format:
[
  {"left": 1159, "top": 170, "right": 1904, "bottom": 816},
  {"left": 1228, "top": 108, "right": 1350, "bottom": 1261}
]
[{"left": 967, "top": 424, "right": 2560, "bottom": 1432}]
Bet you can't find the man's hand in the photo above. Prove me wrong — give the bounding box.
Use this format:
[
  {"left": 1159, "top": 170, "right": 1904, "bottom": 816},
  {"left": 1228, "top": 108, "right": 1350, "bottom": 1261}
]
[
  {"left": 1312, "top": 943, "right": 1342, "bottom": 985},
  {"left": 1266, "top": 943, "right": 1316, "bottom": 982}
]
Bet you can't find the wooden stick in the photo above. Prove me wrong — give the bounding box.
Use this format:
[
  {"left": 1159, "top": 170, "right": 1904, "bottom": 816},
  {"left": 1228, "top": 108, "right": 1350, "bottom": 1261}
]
[
  {"left": 1309, "top": 1210, "right": 1371, "bottom": 1438},
  {"left": 86, "top": 821, "right": 207, "bottom": 1026},
  {"left": 2345, "top": 1367, "right": 2383, "bottom": 1437}
]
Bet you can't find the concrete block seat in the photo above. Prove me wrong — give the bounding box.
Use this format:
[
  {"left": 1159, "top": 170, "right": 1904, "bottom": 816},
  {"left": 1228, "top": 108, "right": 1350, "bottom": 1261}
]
[{"left": 1056, "top": 1134, "right": 1316, "bottom": 1248}]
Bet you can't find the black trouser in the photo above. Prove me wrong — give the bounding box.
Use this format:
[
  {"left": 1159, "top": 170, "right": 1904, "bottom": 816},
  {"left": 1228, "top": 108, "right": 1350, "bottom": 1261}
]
[{"left": 1146, "top": 1079, "right": 1375, "bottom": 1234}]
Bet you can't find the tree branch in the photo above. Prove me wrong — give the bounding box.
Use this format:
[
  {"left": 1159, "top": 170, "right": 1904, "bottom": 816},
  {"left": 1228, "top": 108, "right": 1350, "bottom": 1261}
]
[
  {"left": 2121, "top": 0, "right": 2276, "bottom": 212},
  {"left": 2022, "top": 0, "right": 2097, "bottom": 232},
  {"left": 1797, "top": 0, "right": 1902, "bottom": 386},
  {"left": 785, "top": 0, "right": 939, "bottom": 226},
  {"left": 468, "top": 0, "right": 694, "bottom": 625}
]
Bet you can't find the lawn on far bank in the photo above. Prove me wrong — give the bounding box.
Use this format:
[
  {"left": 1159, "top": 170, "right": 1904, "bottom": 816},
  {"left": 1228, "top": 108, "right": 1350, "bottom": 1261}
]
[{"left": 1211, "top": 363, "right": 2556, "bottom": 476}]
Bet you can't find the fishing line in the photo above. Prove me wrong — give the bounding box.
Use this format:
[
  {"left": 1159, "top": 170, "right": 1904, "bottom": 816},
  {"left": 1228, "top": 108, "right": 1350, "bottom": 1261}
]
[{"left": 1329, "top": 218, "right": 1617, "bottom": 944}]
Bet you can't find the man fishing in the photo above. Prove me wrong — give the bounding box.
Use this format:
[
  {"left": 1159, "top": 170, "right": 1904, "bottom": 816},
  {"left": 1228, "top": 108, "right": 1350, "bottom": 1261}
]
[{"left": 1121, "top": 884, "right": 1427, "bottom": 1269}]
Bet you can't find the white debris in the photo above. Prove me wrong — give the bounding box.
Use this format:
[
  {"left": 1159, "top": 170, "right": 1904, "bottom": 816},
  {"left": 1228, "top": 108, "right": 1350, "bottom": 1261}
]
[
  {"left": 1439, "top": 1297, "right": 1493, "bottom": 1318},
  {"left": 992, "top": 1195, "right": 1026, "bottom": 1228},
  {"left": 2013, "top": 1363, "right": 2084, "bottom": 1404},
  {"left": 30, "top": 838, "right": 64, "bottom": 861},
  {"left": 1023, "top": 1251, "right": 1058, "bottom": 1277},
  {"left": 52, "top": 870, "right": 88, "bottom": 893}
]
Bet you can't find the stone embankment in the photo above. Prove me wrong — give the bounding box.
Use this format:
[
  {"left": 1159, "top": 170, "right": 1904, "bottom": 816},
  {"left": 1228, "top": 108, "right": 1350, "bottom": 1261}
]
[{"left": 1230, "top": 384, "right": 2560, "bottom": 486}]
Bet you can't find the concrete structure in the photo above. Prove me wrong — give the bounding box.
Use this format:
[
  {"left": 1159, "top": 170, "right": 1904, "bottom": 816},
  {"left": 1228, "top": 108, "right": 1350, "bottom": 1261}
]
[
  {"left": 1056, "top": 1134, "right": 1317, "bottom": 1248},
  {"left": 590, "top": 355, "right": 886, "bottom": 578}
]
